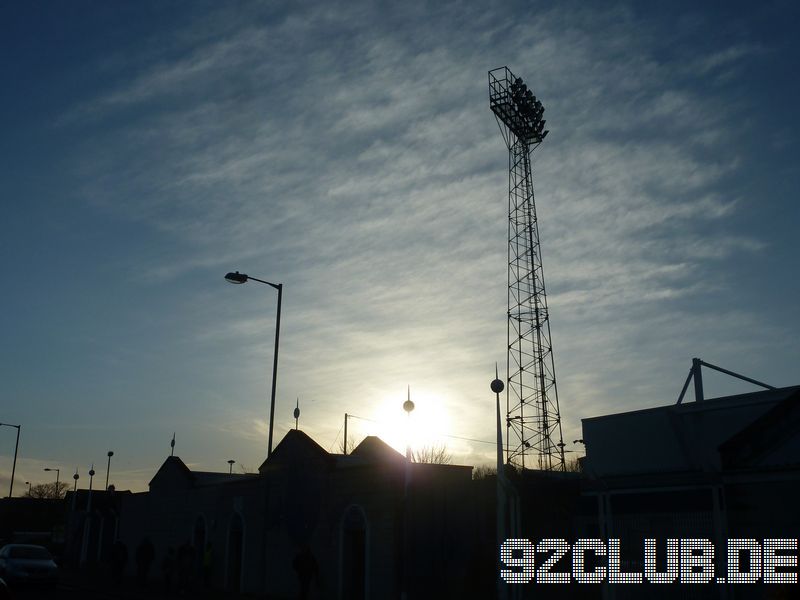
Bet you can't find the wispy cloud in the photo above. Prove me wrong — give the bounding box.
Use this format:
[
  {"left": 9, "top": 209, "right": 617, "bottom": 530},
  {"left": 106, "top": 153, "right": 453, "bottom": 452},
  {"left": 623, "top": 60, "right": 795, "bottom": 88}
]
[{"left": 28, "top": 1, "right": 791, "bottom": 486}]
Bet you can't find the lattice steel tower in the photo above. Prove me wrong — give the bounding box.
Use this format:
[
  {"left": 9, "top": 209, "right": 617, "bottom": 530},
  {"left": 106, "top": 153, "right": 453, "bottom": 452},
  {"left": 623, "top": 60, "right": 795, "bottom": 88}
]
[{"left": 489, "top": 66, "right": 565, "bottom": 471}]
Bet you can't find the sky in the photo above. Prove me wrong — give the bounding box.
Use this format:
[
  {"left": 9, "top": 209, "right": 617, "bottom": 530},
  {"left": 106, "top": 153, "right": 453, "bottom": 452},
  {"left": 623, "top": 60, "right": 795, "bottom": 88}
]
[{"left": 1, "top": 0, "right": 798, "bottom": 493}]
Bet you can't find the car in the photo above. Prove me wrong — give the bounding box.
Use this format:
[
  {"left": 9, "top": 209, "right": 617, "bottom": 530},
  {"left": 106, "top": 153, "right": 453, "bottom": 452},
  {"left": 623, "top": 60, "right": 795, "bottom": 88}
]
[{"left": 0, "top": 544, "right": 58, "bottom": 587}]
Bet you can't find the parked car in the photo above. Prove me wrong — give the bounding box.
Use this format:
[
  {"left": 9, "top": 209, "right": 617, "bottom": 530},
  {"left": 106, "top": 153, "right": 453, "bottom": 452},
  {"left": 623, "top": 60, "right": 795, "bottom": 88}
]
[{"left": 0, "top": 544, "right": 58, "bottom": 586}]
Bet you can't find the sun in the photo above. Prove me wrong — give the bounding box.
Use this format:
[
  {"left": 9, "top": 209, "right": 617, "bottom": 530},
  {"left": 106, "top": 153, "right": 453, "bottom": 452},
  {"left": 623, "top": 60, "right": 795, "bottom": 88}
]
[{"left": 363, "top": 389, "right": 453, "bottom": 456}]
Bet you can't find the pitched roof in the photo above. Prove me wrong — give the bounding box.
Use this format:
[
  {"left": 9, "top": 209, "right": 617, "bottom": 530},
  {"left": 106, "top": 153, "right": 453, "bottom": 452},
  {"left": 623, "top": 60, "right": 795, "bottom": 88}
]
[
  {"left": 350, "top": 435, "right": 404, "bottom": 462},
  {"left": 258, "top": 429, "right": 330, "bottom": 473},
  {"left": 148, "top": 456, "right": 194, "bottom": 490}
]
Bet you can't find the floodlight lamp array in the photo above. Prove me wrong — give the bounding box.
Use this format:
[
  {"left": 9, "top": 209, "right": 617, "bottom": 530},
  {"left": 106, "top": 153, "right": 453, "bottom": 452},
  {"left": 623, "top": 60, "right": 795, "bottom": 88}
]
[{"left": 489, "top": 67, "right": 549, "bottom": 144}]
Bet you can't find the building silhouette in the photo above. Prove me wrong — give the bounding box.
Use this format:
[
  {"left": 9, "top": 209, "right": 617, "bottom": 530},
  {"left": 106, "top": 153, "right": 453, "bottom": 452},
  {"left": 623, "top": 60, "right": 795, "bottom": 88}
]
[
  {"left": 115, "top": 430, "right": 479, "bottom": 598},
  {"left": 46, "top": 380, "right": 800, "bottom": 600},
  {"left": 579, "top": 385, "right": 800, "bottom": 600}
]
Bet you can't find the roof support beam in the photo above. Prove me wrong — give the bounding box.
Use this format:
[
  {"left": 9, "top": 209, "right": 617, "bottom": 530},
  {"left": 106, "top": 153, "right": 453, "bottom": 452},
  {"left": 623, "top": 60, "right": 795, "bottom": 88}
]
[{"left": 676, "top": 358, "right": 776, "bottom": 404}]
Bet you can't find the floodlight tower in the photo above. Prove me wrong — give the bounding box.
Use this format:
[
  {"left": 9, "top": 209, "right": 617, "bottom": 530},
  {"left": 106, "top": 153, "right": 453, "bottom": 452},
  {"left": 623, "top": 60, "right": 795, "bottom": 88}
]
[{"left": 489, "top": 66, "right": 565, "bottom": 471}]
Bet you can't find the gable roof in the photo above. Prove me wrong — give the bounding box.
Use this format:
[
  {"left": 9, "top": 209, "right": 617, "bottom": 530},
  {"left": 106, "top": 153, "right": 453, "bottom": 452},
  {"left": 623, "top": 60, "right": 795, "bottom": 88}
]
[
  {"left": 148, "top": 456, "right": 194, "bottom": 491},
  {"left": 258, "top": 429, "right": 330, "bottom": 473},
  {"left": 350, "top": 436, "right": 404, "bottom": 462}
]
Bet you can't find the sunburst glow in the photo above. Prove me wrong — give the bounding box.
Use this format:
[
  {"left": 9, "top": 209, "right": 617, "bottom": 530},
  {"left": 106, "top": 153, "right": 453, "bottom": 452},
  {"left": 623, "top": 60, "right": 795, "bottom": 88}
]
[{"left": 356, "top": 390, "right": 454, "bottom": 457}]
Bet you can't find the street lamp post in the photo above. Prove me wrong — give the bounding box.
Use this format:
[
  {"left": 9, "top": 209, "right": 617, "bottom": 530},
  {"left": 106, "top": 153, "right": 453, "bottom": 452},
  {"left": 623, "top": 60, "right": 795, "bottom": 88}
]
[
  {"left": 44, "top": 467, "right": 60, "bottom": 497},
  {"left": 25, "top": 481, "right": 31, "bottom": 495},
  {"left": 0, "top": 423, "right": 21, "bottom": 498},
  {"left": 88, "top": 465, "right": 95, "bottom": 509},
  {"left": 227, "top": 459, "right": 235, "bottom": 475},
  {"left": 401, "top": 389, "right": 415, "bottom": 600},
  {"left": 491, "top": 367, "right": 508, "bottom": 600},
  {"left": 224, "top": 271, "right": 283, "bottom": 458},
  {"left": 71, "top": 469, "right": 79, "bottom": 511},
  {"left": 403, "top": 388, "right": 415, "bottom": 461},
  {"left": 80, "top": 465, "right": 96, "bottom": 567},
  {"left": 105, "top": 451, "right": 114, "bottom": 490}
]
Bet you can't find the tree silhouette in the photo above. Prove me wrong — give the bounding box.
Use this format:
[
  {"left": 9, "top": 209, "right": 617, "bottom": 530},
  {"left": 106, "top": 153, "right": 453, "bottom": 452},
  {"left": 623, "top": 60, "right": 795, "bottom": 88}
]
[
  {"left": 472, "top": 465, "right": 497, "bottom": 480},
  {"left": 411, "top": 444, "right": 452, "bottom": 464},
  {"left": 26, "top": 481, "right": 69, "bottom": 499},
  {"left": 338, "top": 436, "right": 355, "bottom": 455}
]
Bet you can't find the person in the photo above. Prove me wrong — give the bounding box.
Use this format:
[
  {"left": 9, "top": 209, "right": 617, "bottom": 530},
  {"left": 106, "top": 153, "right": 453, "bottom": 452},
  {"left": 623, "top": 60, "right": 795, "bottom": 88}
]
[
  {"left": 135, "top": 537, "right": 155, "bottom": 585},
  {"left": 162, "top": 546, "right": 176, "bottom": 593},
  {"left": 110, "top": 540, "right": 128, "bottom": 585},
  {"left": 292, "top": 545, "right": 319, "bottom": 600}
]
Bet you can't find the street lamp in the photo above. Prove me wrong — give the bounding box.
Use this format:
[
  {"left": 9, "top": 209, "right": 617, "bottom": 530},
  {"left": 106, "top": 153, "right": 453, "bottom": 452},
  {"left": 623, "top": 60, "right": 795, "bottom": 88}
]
[
  {"left": 43, "top": 467, "right": 60, "bottom": 497},
  {"left": 403, "top": 387, "right": 415, "bottom": 461},
  {"left": 0, "top": 422, "right": 21, "bottom": 498},
  {"left": 105, "top": 451, "right": 114, "bottom": 491},
  {"left": 227, "top": 459, "right": 235, "bottom": 475},
  {"left": 491, "top": 366, "right": 508, "bottom": 600},
  {"left": 87, "top": 465, "right": 95, "bottom": 510},
  {"left": 81, "top": 465, "right": 96, "bottom": 568},
  {"left": 71, "top": 469, "right": 79, "bottom": 511},
  {"left": 224, "top": 270, "right": 283, "bottom": 458},
  {"left": 401, "top": 389, "right": 415, "bottom": 600},
  {"left": 25, "top": 481, "right": 31, "bottom": 495}
]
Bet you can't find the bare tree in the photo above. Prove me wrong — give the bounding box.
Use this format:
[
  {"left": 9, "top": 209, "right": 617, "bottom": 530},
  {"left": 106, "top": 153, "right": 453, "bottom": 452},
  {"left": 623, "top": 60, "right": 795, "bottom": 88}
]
[
  {"left": 411, "top": 444, "right": 452, "bottom": 465},
  {"left": 472, "top": 465, "right": 497, "bottom": 480},
  {"left": 237, "top": 463, "right": 257, "bottom": 474},
  {"left": 565, "top": 457, "right": 583, "bottom": 473},
  {"left": 338, "top": 436, "right": 355, "bottom": 455},
  {"left": 26, "top": 482, "right": 69, "bottom": 499},
  {"left": 473, "top": 464, "right": 521, "bottom": 479}
]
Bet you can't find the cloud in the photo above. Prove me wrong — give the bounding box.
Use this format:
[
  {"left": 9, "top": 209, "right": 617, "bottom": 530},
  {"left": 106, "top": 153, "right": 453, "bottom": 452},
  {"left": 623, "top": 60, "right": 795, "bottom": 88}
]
[
  {"left": 41, "top": 1, "right": 789, "bottom": 481},
  {"left": 691, "top": 44, "right": 764, "bottom": 77}
]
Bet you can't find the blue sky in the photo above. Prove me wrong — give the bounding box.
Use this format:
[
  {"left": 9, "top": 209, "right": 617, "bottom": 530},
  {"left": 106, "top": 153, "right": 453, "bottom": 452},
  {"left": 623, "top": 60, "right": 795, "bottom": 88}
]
[{"left": 1, "top": 0, "right": 798, "bottom": 493}]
